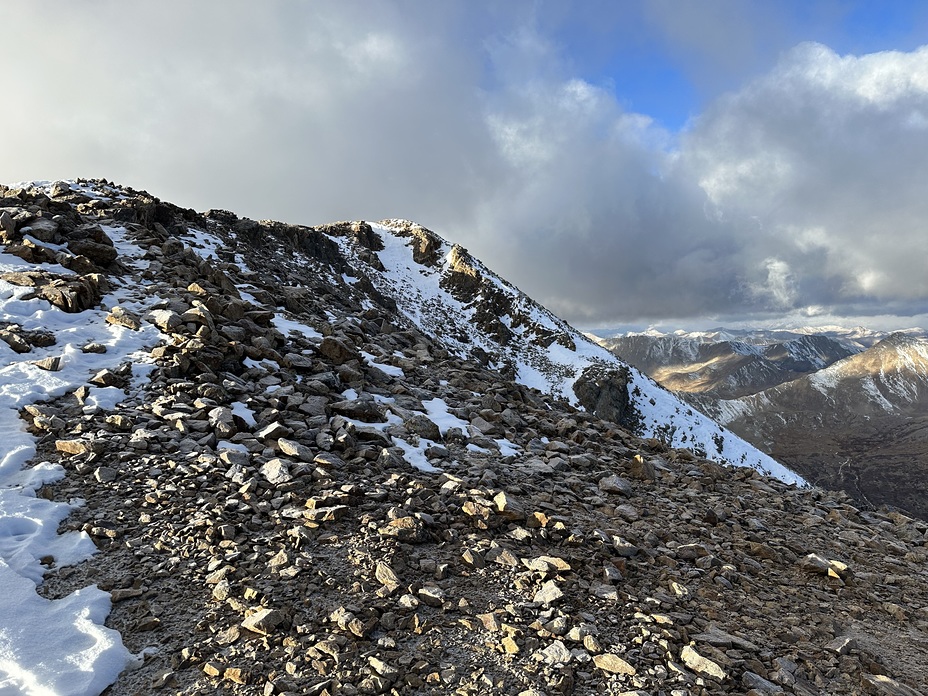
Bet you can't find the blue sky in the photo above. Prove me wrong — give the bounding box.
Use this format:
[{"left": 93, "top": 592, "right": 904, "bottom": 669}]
[
  {"left": 1, "top": 0, "right": 928, "bottom": 330},
  {"left": 555, "top": 0, "right": 928, "bottom": 131}
]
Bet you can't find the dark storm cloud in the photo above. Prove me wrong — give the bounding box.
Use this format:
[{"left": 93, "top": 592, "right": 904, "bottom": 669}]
[{"left": 1, "top": 2, "right": 926, "bottom": 328}]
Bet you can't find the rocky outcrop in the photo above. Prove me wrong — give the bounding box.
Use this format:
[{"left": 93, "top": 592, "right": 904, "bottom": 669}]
[{"left": 572, "top": 365, "right": 634, "bottom": 427}]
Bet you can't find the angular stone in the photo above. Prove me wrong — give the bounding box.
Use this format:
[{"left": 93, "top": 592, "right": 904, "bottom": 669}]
[
  {"left": 593, "top": 653, "right": 636, "bottom": 675},
  {"left": 692, "top": 625, "right": 761, "bottom": 652},
  {"left": 255, "top": 422, "right": 290, "bottom": 440},
  {"left": 110, "top": 587, "right": 144, "bottom": 603},
  {"left": 676, "top": 543, "right": 710, "bottom": 560},
  {"left": 404, "top": 414, "right": 441, "bottom": 441},
  {"left": 859, "top": 674, "right": 926, "bottom": 696},
  {"left": 614, "top": 503, "right": 639, "bottom": 521},
  {"left": 598, "top": 474, "right": 633, "bottom": 496},
  {"left": 536, "top": 639, "right": 572, "bottom": 665},
  {"left": 278, "top": 437, "right": 314, "bottom": 462},
  {"left": 379, "top": 516, "right": 427, "bottom": 543},
  {"left": 590, "top": 583, "right": 619, "bottom": 601},
  {"left": 223, "top": 667, "right": 248, "bottom": 684},
  {"left": 283, "top": 352, "right": 315, "bottom": 370},
  {"left": 680, "top": 644, "right": 727, "bottom": 681},
  {"left": 259, "top": 459, "right": 292, "bottom": 486},
  {"left": 55, "top": 439, "right": 96, "bottom": 456},
  {"left": 106, "top": 306, "right": 142, "bottom": 330},
  {"left": 241, "top": 608, "right": 287, "bottom": 635},
  {"left": 148, "top": 309, "right": 184, "bottom": 332},
  {"left": 417, "top": 586, "right": 446, "bottom": 607},
  {"left": 493, "top": 491, "right": 526, "bottom": 521},
  {"left": 90, "top": 369, "right": 122, "bottom": 387},
  {"left": 368, "top": 656, "right": 399, "bottom": 679},
  {"left": 628, "top": 454, "right": 657, "bottom": 481},
  {"left": 375, "top": 562, "right": 401, "bottom": 590},
  {"left": 93, "top": 466, "right": 118, "bottom": 483},
  {"left": 67, "top": 238, "right": 118, "bottom": 266},
  {"left": 0, "top": 331, "right": 31, "bottom": 353},
  {"left": 304, "top": 505, "right": 349, "bottom": 523},
  {"left": 202, "top": 662, "right": 223, "bottom": 678},
  {"left": 319, "top": 336, "right": 357, "bottom": 365},
  {"left": 0, "top": 210, "right": 14, "bottom": 238},
  {"left": 330, "top": 399, "right": 385, "bottom": 422},
  {"left": 4, "top": 273, "right": 105, "bottom": 313},
  {"left": 533, "top": 580, "right": 564, "bottom": 606},
  {"left": 742, "top": 671, "right": 786, "bottom": 694},
  {"left": 824, "top": 636, "right": 857, "bottom": 655},
  {"left": 33, "top": 356, "right": 62, "bottom": 371},
  {"left": 798, "top": 553, "right": 853, "bottom": 582}
]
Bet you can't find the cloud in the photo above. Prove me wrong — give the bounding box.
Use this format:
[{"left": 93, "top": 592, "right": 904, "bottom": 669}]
[
  {"left": 0, "top": 3, "right": 926, "bottom": 329},
  {"left": 682, "top": 42, "right": 928, "bottom": 317}
]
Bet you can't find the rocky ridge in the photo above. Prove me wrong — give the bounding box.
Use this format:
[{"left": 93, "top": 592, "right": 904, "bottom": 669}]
[
  {"left": 2, "top": 179, "right": 927, "bottom": 695},
  {"left": 598, "top": 333, "right": 859, "bottom": 400}
]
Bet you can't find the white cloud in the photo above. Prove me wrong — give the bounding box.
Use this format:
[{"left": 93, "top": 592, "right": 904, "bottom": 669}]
[
  {"left": 0, "top": 4, "right": 926, "bottom": 329},
  {"left": 749, "top": 258, "right": 798, "bottom": 310},
  {"left": 682, "top": 42, "right": 928, "bottom": 318}
]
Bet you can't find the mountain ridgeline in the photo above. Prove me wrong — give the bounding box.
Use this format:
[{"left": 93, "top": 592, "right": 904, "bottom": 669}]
[
  {"left": 600, "top": 332, "right": 860, "bottom": 399},
  {"left": 3, "top": 179, "right": 928, "bottom": 695},
  {"left": 600, "top": 329, "right": 928, "bottom": 519}
]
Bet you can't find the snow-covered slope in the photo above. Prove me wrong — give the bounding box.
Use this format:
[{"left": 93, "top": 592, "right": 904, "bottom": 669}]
[
  {"left": 300, "top": 219, "right": 802, "bottom": 484},
  {"left": 0, "top": 178, "right": 807, "bottom": 696},
  {"left": 170, "top": 211, "right": 800, "bottom": 483},
  {"left": 0, "top": 186, "right": 162, "bottom": 693}
]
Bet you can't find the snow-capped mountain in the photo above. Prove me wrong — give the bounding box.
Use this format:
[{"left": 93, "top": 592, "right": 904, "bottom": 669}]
[
  {"left": 7, "top": 179, "right": 928, "bottom": 696},
  {"left": 598, "top": 331, "right": 859, "bottom": 398},
  {"left": 217, "top": 215, "right": 797, "bottom": 481},
  {"left": 697, "top": 333, "right": 928, "bottom": 518},
  {"left": 597, "top": 325, "right": 927, "bottom": 349},
  {"left": 698, "top": 333, "right": 928, "bottom": 426},
  {"left": 596, "top": 327, "right": 928, "bottom": 518}
]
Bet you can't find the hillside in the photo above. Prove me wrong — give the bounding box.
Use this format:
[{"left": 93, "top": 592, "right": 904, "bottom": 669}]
[
  {"left": 600, "top": 332, "right": 859, "bottom": 399},
  {"left": 0, "top": 179, "right": 926, "bottom": 695},
  {"left": 701, "top": 334, "right": 928, "bottom": 519}
]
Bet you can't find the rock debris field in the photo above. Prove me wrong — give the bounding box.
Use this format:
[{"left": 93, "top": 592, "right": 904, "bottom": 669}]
[{"left": 1, "top": 179, "right": 927, "bottom": 695}]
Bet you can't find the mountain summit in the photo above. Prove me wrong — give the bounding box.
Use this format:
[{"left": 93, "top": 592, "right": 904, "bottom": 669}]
[{"left": 1, "top": 179, "right": 926, "bottom": 695}]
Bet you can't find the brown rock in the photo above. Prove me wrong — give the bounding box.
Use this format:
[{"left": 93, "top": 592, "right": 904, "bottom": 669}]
[
  {"left": 593, "top": 653, "right": 636, "bottom": 675},
  {"left": 241, "top": 608, "right": 288, "bottom": 635},
  {"left": 106, "top": 306, "right": 142, "bottom": 330}
]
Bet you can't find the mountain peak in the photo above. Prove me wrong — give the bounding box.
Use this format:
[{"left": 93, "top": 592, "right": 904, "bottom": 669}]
[{"left": 5, "top": 178, "right": 928, "bottom": 695}]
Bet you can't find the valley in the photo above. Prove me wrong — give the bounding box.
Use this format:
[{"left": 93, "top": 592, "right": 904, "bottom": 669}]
[{"left": 599, "top": 329, "right": 928, "bottom": 519}]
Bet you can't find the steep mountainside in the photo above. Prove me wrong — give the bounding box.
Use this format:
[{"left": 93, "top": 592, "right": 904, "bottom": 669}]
[
  {"left": 1, "top": 179, "right": 927, "bottom": 696},
  {"left": 600, "top": 333, "right": 858, "bottom": 399},
  {"left": 697, "top": 334, "right": 928, "bottom": 518},
  {"left": 200, "top": 213, "right": 796, "bottom": 481}
]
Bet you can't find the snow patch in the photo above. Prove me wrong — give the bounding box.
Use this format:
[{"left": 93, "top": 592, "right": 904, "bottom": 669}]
[{"left": 0, "top": 221, "right": 163, "bottom": 695}]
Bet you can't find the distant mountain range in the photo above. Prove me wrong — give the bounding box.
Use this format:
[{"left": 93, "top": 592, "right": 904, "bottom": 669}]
[
  {"left": 596, "top": 328, "right": 928, "bottom": 518},
  {"left": 598, "top": 331, "right": 861, "bottom": 399}
]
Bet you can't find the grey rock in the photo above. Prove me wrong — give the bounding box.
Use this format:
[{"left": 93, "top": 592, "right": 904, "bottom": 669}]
[
  {"left": 241, "top": 608, "right": 288, "bottom": 635},
  {"left": 278, "top": 437, "right": 314, "bottom": 462},
  {"left": 535, "top": 639, "right": 572, "bottom": 665},
  {"left": 259, "top": 458, "right": 292, "bottom": 485},
  {"left": 533, "top": 580, "right": 564, "bottom": 606},
  {"left": 680, "top": 644, "right": 727, "bottom": 681},
  {"left": 598, "top": 474, "right": 633, "bottom": 496}
]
